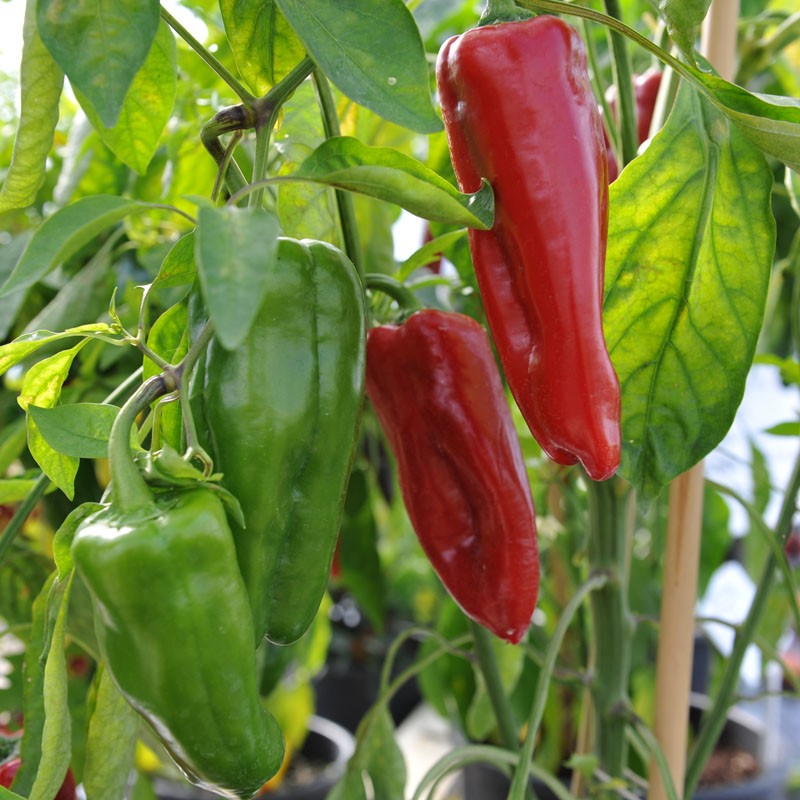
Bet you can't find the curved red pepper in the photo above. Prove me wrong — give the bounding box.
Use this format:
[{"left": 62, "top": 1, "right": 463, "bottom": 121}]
[
  {"left": 436, "top": 15, "right": 620, "bottom": 481},
  {"left": 365, "top": 309, "right": 539, "bottom": 644}
]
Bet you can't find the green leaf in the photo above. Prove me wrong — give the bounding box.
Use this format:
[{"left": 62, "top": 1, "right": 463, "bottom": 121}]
[
  {"left": 82, "top": 666, "right": 139, "bottom": 800},
  {"left": 0, "top": 417, "right": 28, "bottom": 475},
  {"left": 295, "top": 137, "right": 494, "bottom": 230},
  {"left": 0, "top": 0, "right": 64, "bottom": 212},
  {"left": 604, "top": 84, "right": 775, "bottom": 500},
  {"left": 339, "top": 467, "right": 386, "bottom": 631},
  {"left": 52, "top": 503, "right": 103, "bottom": 579},
  {"left": 0, "top": 234, "right": 33, "bottom": 340},
  {"left": 687, "top": 66, "right": 800, "bottom": 173},
  {"left": 19, "top": 343, "right": 89, "bottom": 499},
  {"left": 151, "top": 233, "right": 196, "bottom": 294},
  {"left": 0, "top": 196, "right": 147, "bottom": 298},
  {"left": 658, "top": 0, "right": 711, "bottom": 63},
  {"left": 28, "top": 575, "right": 73, "bottom": 800},
  {"left": 37, "top": 0, "right": 160, "bottom": 128},
  {"left": 0, "top": 478, "right": 46, "bottom": 504},
  {"left": 145, "top": 301, "right": 188, "bottom": 450},
  {"left": 274, "top": 0, "right": 441, "bottom": 134},
  {"left": 27, "top": 404, "right": 120, "bottom": 460},
  {"left": 12, "top": 574, "right": 53, "bottom": 795},
  {"left": 76, "top": 21, "right": 177, "bottom": 174},
  {"left": 330, "top": 708, "right": 405, "bottom": 800},
  {"left": 0, "top": 324, "right": 116, "bottom": 377},
  {"left": 274, "top": 81, "right": 338, "bottom": 242},
  {"left": 220, "top": 0, "right": 305, "bottom": 95},
  {"left": 0, "top": 786, "right": 26, "bottom": 799},
  {"left": 764, "top": 421, "right": 800, "bottom": 436},
  {"left": 195, "top": 206, "right": 281, "bottom": 350}
]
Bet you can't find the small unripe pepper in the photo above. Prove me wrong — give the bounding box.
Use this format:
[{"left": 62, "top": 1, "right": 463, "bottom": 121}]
[
  {"left": 436, "top": 15, "right": 621, "bottom": 481},
  {"left": 200, "top": 237, "right": 366, "bottom": 645},
  {"left": 366, "top": 309, "right": 539, "bottom": 644},
  {"left": 72, "top": 379, "right": 284, "bottom": 800}
]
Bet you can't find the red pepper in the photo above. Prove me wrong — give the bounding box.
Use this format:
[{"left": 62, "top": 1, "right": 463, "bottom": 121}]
[
  {"left": 365, "top": 309, "right": 539, "bottom": 643},
  {"left": 604, "top": 68, "right": 664, "bottom": 181},
  {"left": 0, "top": 758, "right": 76, "bottom": 800},
  {"left": 436, "top": 15, "right": 620, "bottom": 481}
]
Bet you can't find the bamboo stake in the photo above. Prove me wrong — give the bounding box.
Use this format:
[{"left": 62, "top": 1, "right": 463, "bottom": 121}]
[
  {"left": 648, "top": 461, "right": 705, "bottom": 800},
  {"left": 647, "top": 5, "right": 739, "bottom": 799}
]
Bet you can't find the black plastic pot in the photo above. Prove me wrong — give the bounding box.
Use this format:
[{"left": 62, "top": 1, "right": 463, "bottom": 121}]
[
  {"left": 462, "top": 696, "right": 786, "bottom": 800},
  {"left": 152, "top": 716, "right": 355, "bottom": 800}
]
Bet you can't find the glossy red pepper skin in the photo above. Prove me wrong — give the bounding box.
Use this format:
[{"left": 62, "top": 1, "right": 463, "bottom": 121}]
[
  {"left": 436, "top": 16, "right": 621, "bottom": 481},
  {"left": 365, "top": 309, "right": 539, "bottom": 643}
]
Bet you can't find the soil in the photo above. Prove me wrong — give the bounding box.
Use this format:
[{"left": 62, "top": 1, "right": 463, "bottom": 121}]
[{"left": 698, "top": 746, "right": 760, "bottom": 787}]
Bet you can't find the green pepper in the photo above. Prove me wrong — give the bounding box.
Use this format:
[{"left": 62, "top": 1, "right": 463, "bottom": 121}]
[
  {"left": 200, "top": 237, "right": 366, "bottom": 645},
  {"left": 72, "top": 378, "right": 284, "bottom": 800}
]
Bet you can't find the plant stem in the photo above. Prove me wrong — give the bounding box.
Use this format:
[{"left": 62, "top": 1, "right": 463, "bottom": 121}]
[
  {"left": 470, "top": 621, "right": 520, "bottom": 750},
  {"left": 108, "top": 376, "right": 170, "bottom": 513},
  {"left": 684, "top": 443, "right": 800, "bottom": 795},
  {"left": 364, "top": 274, "right": 421, "bottom": 311},
  {"left": 250, "top": 57, "right": 316, "bottom": 208},
  {"left": 508, "top": 572, "right": 609, "bottom": 800},
  {"left": 312, "top": 70, "right": 365, "bottom": 279},
  {"left": 586, "top": 477, "right": 634, "bottom": 786},
  {"left": 160, "top": 7, "right": 255, "bottom": 104},
  {"left": 0, "top": 368, "right": 145, "bottom": 565},
  {"left": 602, "top": 0, "right": 637, "bottom": 167}
]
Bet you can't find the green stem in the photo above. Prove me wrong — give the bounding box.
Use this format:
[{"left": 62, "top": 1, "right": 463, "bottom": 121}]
[
  {"left": 478, "top": 0, "right": 533, "bottom": 25},
  {"left": 312, "top": 70, "right": 364, "bottom": 279},
  {"left": 108, "top": 376, "right": 170, "bottom": 513},
  {"left": 365, "top": 274, "right": 421, "bottom": 310},
  {"left": 581, "top": 19, "right": 620, "bottom": 160},
  {"left": 603, "top": 0, "right": 637, "bottom": 167},
  {"left": 684, "top": 444, "right": 800, "bottom": 796},
  {"left": 586, "top": 478, "right": 634, "bottom": 786},
  {"left": 178, "top": 321, "right": 216, "bottom": 475},
  {"left": 250, "top": 57, "right": 316, "bottom": 208},
  {"left": 201, "top": 107, "right": 251, "bottom": 200},
  {"left": 470, "top": 621, "right": 520, "bottom": 751},
  {"left": 160, "top": 7, "right": 255, "bottom": 104},
  {"left": 508, "top": 572, "right": 609, "bottom": 800},
  {"left": 0, "top": 368, "right": 144, "bottom": 566}
]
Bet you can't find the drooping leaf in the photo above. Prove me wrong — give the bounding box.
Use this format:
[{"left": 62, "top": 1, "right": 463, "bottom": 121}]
[
  {"left": 18, "top": 343, "right": 89, "bottom": 498},
  {"left": 294, "top": 137, "right": 494, "bottom": 230},
  {"left": 0, "top": 324, "right": 117, "bottom": 377},
  {"left": 0, "top": 0, "right": 64, "bottom": 212},
  {"left": 0, "top": 196, "right": 147, "bottom": 298},
  {"left": 37, "top": 0, "right": 160, "bottom": 128},
  {"left": 604, "top": 83, "right": 775, "bottom": 500},
  {"left": 28, "top": 575, "right": 73, "bottom": 800},
  {"left": 328, "top": 708, "right": 405, "bottom": 800},
  {"left": 220, "top": 0, "right": 305, "bottom": 95},
  {"left": 275, "top": 0, "right": 442, "bottom": 134},
  {"left": 685, "top": 65, "right": 800, "bottom": 174},
  {"left": 27, "top": 404, "right": 120, "bottom": 460},
  {"left": 82, "top": 667, "right": 140, "bottom": 800},
  {"left": 195, "top": 206, "right": 281, "bottom": 350},
  {"left": 76, "top": 21, "right": 177, "bottom": 174}
]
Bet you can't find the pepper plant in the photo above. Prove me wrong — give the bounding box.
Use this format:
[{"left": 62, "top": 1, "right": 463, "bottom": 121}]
[{"left": 0, "top": 0, "right": 799, "bottom": 799}]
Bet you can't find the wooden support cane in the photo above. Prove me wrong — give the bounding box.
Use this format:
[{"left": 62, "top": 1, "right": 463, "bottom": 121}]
[{"left": 647, "top": 5, "right": 739, "bottom": 799}]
